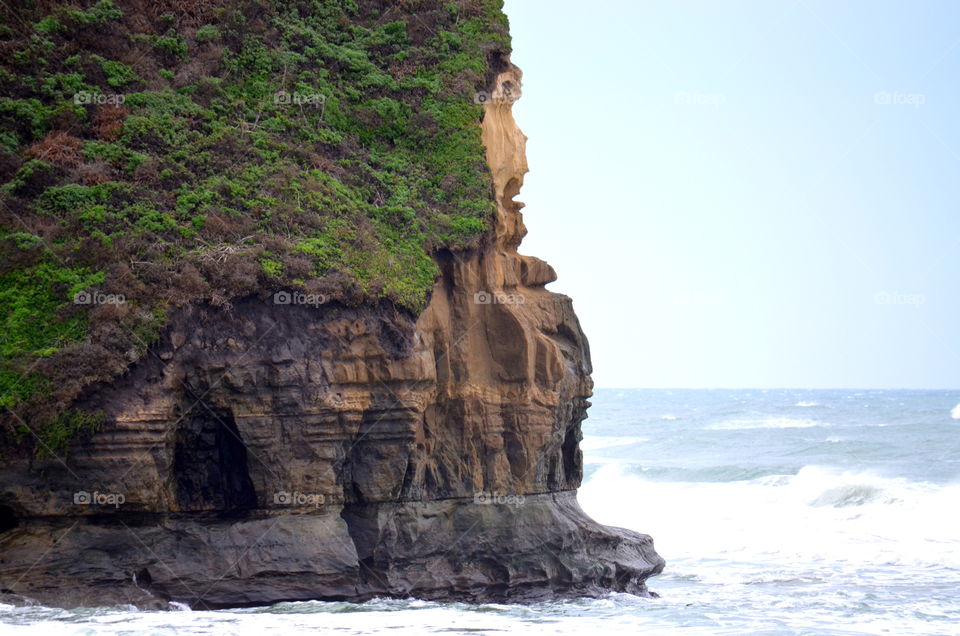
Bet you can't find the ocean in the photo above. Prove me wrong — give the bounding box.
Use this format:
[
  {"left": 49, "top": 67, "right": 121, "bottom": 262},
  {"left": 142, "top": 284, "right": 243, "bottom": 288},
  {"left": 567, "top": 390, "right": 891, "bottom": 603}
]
[{"left": 3, "top": 388, "right": 958, "bottom": 635}]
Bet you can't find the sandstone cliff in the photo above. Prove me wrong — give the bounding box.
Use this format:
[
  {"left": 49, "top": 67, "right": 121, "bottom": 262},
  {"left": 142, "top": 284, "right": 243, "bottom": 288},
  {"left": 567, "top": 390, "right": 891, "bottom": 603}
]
[{"left": 0, "top": 41, "right": 663, "bottom": 613}]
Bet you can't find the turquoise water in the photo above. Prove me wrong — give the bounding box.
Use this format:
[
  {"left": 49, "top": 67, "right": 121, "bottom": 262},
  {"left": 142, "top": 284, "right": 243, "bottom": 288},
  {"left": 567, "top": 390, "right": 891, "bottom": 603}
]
[{"left": 3, "top": 388, "right": 959, "bottom": 635}]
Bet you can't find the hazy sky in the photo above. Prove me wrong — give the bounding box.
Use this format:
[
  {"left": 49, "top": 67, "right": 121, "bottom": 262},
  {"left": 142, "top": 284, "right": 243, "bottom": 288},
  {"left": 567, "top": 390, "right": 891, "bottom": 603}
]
[{"left": 503, "top": 0, "right": 960, "bottom": 389}]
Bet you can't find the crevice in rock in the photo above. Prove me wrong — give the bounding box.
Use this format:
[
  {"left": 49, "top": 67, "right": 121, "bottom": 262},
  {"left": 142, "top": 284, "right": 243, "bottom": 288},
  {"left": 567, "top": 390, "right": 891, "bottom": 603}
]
[
  {"left": 398, "top": 456, "right": 419, "bottom": 500},
  {"left": 484, "top": 49, "right": 510, "bottom": 90},
  {"left": 504, "top": 425, "right": 528, "bottom": 481},
  {"left": 561, "top": 423, "right": 582, "bottom": 488}
]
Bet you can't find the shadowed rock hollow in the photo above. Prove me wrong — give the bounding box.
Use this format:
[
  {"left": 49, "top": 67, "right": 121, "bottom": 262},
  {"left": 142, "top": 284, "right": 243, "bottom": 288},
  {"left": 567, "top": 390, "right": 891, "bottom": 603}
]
[{"left": 0, "top": 39, "right": 663, "bottom": 613}]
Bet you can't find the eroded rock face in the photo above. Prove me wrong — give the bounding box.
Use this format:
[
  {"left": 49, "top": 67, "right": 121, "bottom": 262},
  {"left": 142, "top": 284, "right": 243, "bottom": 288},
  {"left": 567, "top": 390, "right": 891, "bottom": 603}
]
[{"left": 0, "top": 62, "right": 663, "bottom": 609}]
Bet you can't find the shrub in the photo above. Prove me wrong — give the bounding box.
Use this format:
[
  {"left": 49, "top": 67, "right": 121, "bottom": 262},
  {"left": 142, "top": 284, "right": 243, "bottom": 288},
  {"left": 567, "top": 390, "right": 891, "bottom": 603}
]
[
  {"left": 91, "top": 104, "right": 128, "bottom": 141},
  {"left": 27, "top": 130, "right": 82, "bottom": 166},
  {"left": 63, "top": 0, "right": 123, "bottom": 26},
  {"left": 0, "top": 263, "right": 103, "bottom": 359},
  {"left": 92, "top": 56, "right": 140, "bottom": 88},
  {"left": 195, "top": 24, "right": 220, "bottom": 43},
  {"left": 137, "top": 31, "right": 188, "bottom": 61}
]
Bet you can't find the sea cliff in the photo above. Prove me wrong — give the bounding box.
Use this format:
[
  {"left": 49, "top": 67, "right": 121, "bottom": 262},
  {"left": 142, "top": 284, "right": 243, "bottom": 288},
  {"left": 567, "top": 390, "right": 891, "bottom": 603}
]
[{"left": 0, "top": 0, "right": 662, "bottom": 608}]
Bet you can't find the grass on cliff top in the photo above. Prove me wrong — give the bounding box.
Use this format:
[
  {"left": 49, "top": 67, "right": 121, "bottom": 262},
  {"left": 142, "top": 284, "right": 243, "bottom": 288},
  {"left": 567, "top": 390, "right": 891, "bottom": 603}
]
[{"left": 0, "top": 0, "right": 511, "bottom": 452}]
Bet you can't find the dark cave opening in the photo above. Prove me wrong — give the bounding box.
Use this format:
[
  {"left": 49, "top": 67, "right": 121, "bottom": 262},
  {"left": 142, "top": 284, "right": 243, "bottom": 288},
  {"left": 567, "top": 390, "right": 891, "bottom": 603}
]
[
  {"left": 0, "top": 505, "right": 18, "bottom": 533},
  {"left": 340, "top": 502, "right": 381, "bottom": 589},
  {"left": 173, "top": 406, "right": 257, "bottom": 514}
]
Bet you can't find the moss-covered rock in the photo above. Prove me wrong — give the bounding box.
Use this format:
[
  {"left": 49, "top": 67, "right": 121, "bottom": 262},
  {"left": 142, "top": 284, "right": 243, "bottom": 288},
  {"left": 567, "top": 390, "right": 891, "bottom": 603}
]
[{"left": 0, "top": 0, "right": 511, "bottom": 451}]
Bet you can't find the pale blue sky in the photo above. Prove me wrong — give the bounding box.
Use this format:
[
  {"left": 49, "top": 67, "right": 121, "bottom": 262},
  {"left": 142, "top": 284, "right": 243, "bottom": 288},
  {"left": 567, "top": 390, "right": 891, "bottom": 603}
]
[{"left": 504, "top": 0, "right": 960, "bottom": 388}]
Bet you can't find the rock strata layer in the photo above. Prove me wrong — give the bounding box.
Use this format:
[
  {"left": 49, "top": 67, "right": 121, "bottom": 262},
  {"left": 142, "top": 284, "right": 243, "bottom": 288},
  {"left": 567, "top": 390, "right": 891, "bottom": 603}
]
[{"left": 0, "top": 62, "right": 663, "bottom": 609}]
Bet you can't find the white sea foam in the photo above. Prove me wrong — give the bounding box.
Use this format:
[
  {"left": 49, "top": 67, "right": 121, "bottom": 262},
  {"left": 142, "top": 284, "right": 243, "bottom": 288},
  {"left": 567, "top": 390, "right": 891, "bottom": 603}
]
[
  {"left": 579, "top": 463, "right": 960, "bottom": 576},
  {"left": 951, "top": 403, "right": 960, "bottom": 419},
  {"left": 707, "top": 417, "right": 823, "bottom": 430},
  {"left": 794, "top": 401, "right": 820, "bottom": 407},
  {"left": 660, "top": 414, "right": 678, "bottom": 420}
]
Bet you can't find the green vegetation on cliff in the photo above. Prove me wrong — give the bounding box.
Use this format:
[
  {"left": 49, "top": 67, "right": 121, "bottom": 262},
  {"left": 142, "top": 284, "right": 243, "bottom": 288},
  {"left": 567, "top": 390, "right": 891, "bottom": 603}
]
[{"left": 0, "top": 0, "right": 510, "bottom": 446}]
